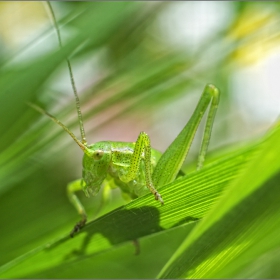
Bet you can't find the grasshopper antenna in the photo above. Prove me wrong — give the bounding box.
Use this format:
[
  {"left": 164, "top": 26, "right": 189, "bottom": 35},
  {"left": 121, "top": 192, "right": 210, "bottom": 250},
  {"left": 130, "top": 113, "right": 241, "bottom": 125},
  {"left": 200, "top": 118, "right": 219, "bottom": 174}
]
[
  {"left": 27, "top": 102, "right": 86, "bottom": 151},
  {"left": 46, "top": 1, "right": 87, "bottom": 146},
  {"left": 27, "top": 102, "right": 94, "bottom": 158}
]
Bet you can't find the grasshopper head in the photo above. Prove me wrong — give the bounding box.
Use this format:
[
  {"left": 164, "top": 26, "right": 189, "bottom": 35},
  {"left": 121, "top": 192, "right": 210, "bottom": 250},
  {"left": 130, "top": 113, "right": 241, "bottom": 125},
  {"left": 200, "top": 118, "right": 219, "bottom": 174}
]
[{"left": 82, "top": 141, "right": 111, "bottom": 197}]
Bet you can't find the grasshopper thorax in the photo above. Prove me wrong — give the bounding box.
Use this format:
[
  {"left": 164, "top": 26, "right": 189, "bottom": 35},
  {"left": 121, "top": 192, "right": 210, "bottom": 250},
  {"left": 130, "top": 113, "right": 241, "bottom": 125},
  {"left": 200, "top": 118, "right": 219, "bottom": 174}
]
[{"left": 82, "top": 141, "right": 112, "bottom": 197}]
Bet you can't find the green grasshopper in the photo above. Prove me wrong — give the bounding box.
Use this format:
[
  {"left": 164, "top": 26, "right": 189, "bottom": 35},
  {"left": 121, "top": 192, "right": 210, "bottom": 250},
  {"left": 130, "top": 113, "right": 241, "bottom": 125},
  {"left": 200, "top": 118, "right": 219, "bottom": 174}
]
[{"left": 30, "top": 3, "right": 220, "bottom": 237}]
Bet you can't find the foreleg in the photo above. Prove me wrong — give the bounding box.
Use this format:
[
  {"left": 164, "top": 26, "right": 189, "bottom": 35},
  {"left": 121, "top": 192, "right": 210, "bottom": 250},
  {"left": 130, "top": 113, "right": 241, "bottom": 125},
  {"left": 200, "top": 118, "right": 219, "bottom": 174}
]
[{"left": 67, "top": 179, "right": 87, "bottom": 237}]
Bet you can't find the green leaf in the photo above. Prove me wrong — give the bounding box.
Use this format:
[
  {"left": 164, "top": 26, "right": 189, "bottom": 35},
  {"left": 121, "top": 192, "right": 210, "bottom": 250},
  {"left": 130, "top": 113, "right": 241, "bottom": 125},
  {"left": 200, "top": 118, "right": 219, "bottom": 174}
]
[
  {"left": 0, "top": 139, "right": 258, "bottom": 278},
  {"left": 158, "top": 122, "right": 280, "bottom": 278}
]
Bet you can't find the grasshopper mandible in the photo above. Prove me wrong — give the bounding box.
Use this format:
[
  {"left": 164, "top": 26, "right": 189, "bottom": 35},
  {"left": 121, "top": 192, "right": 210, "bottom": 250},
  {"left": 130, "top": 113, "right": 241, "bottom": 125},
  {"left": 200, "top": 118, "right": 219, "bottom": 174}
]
[{"left": 30, "top": 2, "right": 220, "bottom": 237}]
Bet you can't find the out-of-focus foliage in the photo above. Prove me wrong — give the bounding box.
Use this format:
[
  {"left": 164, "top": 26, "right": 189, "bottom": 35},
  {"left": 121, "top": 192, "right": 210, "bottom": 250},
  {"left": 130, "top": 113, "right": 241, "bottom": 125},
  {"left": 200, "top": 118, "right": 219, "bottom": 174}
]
[{"left": 0, "top": 2, "right": 280, "bottom": 278}]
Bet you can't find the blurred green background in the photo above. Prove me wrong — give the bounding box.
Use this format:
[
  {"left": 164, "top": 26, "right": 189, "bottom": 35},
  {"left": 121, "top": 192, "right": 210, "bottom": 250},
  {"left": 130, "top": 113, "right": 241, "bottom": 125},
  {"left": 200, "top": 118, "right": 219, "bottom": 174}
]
[{"left": 0, "top": 2, "right": 280, "bottom": 278}]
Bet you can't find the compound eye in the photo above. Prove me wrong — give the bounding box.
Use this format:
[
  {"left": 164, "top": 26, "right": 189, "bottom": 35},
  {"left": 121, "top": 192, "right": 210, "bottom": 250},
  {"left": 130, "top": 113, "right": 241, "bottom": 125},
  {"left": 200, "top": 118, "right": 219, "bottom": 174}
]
[{"left": 93, "top": 150, "right": 104, "bottom": 160}]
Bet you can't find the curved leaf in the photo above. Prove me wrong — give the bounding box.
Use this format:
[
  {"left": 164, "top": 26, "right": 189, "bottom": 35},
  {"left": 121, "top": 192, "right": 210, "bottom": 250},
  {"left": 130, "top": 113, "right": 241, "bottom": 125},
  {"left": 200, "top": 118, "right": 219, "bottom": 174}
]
[{"left": 158, "top": 122, "right": 280, "bottom": 278}]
